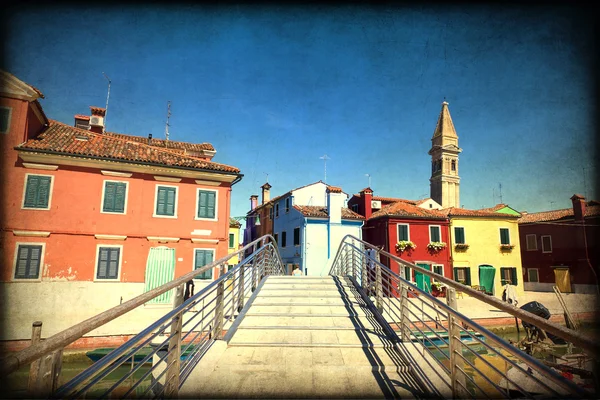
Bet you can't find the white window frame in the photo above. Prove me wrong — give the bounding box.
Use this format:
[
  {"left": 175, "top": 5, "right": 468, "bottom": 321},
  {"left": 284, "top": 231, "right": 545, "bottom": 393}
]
[
  {"left": 93, "top": 244, "right": 123, "bottom": 282},
  {"left": 100, "top": 180, "right": 129, "bottom": 215},
  {"left": 195, "top": 188, "right": 218, "bottom": 221},
  {"left": 12, "top": 242, "right": 46, "bottom": 282},
  {"left": 525, "top": 234, "right": 537, "bottom": 251},
  {"left": 397, "top": 223, "right": 410, "bottom": 241},
  {"left": 429, "top": 225, "right": 442, "bottom": 243},
  {"left": 0, "top": 106, "right": 12, "bottom": 134},
  {"left": 153, "top": 184, "right": 179, "bottom": 219},
  {"left": 453, "top": 226, "right": 466, "bottom": 244},
  {"left": 500, "top": 266, "right": 517, "bottom": 285},
  {"left": 21, "top": 173, "right": 55, "bottom": 211},
  {"left": 432, "top": 264, "right": 444, "bottom": 280},
  {"left": 192, "top": 248, "right": 216, "bottom": 280},
  {"left": 528, "top": 268, "right": 539, "bottom": 283},
  {"left": 541, "top": 235, "right": 552, "bottom": 253},
  {"left": 499, "top": 227, "right": 511, "bottom": 245}
]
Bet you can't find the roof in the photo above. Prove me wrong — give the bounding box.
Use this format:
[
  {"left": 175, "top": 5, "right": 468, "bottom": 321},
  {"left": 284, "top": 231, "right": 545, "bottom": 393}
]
[
  {"left": 519, "top": 205, "right": 600, "bottom": 224},
  {"left": 229, "top": 218, "right": 242, "bottom": 228},
  {"left": 370, "top": 201, "right": 446, "bottom": 220},
  {"left": 251, "top": 181, "right": 347, "bottom": 214},
  {"left": 431, "top": 101, "right": 457, "bottom": 139},
  {"left": 16, "top": 120, "right": 240, "bottom": 174},
  {"left": 0, "top": 70, "right": 45, "bottom": 100},
  {"left": 350, "top": 193, "right": 417, "bottom": 205},
  {"left": 105, "top": 132, "right": 215, "bottom": 152},
  {"left": 327, "top": 186, "right": 343, "bottom": 193},
  {"left": 438, "top": 207, "right": 520, "bottom": 218},
  {"left": 294, "top": 205, "right": 365, "bottom": 220}
]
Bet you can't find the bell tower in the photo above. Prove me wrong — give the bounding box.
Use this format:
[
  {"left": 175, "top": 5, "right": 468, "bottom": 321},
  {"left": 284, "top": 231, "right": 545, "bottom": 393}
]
[{"left": 428, "top": 101, "right": 462, "bottom": 208}]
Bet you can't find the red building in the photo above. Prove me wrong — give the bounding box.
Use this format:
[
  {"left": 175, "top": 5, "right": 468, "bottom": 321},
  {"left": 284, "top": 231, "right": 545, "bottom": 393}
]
[
  {"left": 348, "top": 188, "right": 450, "bottom": 292},
  {"left": 0, "top": 71, "right": 242, "bottom": 344},
  {"left": 518, "top": 194, "right": 600, "bottom": 294}
]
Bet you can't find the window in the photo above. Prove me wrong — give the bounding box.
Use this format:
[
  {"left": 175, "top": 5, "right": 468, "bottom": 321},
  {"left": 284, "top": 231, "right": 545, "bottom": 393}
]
[
  {"left": 429, "top": 225, "right": 441, "bottom": 242},
  {"left": 451, "top": 160, "right": 456, "bottom": 171},
  {"left": 102, "top": 181, "right": 127, "bottom": 214},
  {"left": 397, "top": 224, "right": 410, "bottom": 241},
  {"left": 433, "top": 264, "right": 443, "bottom": 276},
  {"left": 155, "top": 186, "right": 177, "bottom": 217},
  {"left": 500, "top": 267, "right": 518, "bottom": 285},
  {"left": 14, "top": 244, "right": 43, "bottom": 279},
  {"left": 285, "top": 198, "right": 290, "bottom": 213},
  {"left": 194, "top": 249, "right": 214, "bottom": 279},
  {"left": 269, "top": 207, "right": 274, "bottom": 220},
  {"left": 528, "top": 268, "right": 539, "bottom": 283},
  {"left": 499, "top": 228, "right": 510, "bottom": 245},
  {"left": 229, "top": 233, "right": 235, "bottom": 248},
  {"left": 96, "top": 246, "right": 121, "bottom": 280},
  {"left": 274, "top": 233, "right": 278, "bottom": 245},
  {"left": 275, "top": 204, "right": 279, "bottom": 218},
  {"left": 526, "top": 234, "right": 537, "bottom": 251},
  {"left": 0, "top": 106, "right": 12, "bottom": 134},
  {"left": 351, "top": 204, "right": 359, "bottom": 213},
  {"left": 454, "top": 227, "right": 465, "bottom": 244},
  {"left": 541, "top": 235, "right": 552, "bottom": 253},
  {"left": 281, "top": 231, "right": 287, "bottom": 248},
  {"left": 23, "top": 174, "right": 53, "bottom": 209},
  {"left": 294, "top": 227, "right": 300, "bottom": 246},
  {"left": 197, "top": 190, "right": 216, "bottom": 219},
  {"left": 453, "top": 267, "right": 471, "bottom": 285},
  {"left": 404, "top": 266, "right": 412, "bottom": 282}
]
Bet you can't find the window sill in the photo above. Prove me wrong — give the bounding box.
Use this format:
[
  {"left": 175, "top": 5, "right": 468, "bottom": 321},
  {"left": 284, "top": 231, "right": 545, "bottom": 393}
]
[
  {"left": 21, "top": 207, "right": 50, "bottom": 211},
  {"left": 194, "top": 217, "right": 218, "bottom": 221},
  {"left": 101, "top": 211, "right": 127, "bottom": 215},
  {"left": 152, "top": 214, "right": 178, "bottom": 219}
]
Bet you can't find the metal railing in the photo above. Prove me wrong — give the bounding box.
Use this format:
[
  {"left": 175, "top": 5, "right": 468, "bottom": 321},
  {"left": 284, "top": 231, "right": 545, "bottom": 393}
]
[
  {"left": 329, "top": 235, "right": 595, "bottom": 399},
  {"left": 0, "top": 235, "right": 285, "bottom": 398}
]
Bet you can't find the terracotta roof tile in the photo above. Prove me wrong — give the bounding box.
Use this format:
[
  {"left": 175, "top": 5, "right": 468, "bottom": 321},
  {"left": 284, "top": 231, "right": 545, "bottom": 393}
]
[
  {"left": 294, "top": 205, "right": 365, "bottom": 220},
  {"left": 105, "top": 132, "right": 215, "bottom": 152},
  {"left": 327, "top": 185, "right": 343, "bottom": 193},
  {"left": 16, "top": 120, "right": 240, "bottom": 174},
  {"left": 74, "top": 114, "right": 90, "bottom": 120},
  {"left": 438, "top": 207, "right": 520, "bottom": 218},
  {"left": 371, "top": 201, "right": 446, "bottom": 219},
  {"left": 519, "top": 205, "right": 600, "bottom": 223},
  {"left": 373, "top": 196, "right": 417, "bottom": 205}
]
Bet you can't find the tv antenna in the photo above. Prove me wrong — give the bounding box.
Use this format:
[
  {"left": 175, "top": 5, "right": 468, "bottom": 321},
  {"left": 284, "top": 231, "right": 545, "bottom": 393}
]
[
  {"left": 365, "top": 173, "right": 371, "bottom": 188},
  {"left": 319, "top": 154, "right": 330, "bottom": 183},
  {"left": 102, "top": 72, "right": 111, "bottom": 128},
  {"left": 165, "top": 101, "right": 171, "bottom": 141},
  {"left": 498, "top": 183, "right": 503, "bottom": 204},
  {"left": 264, "top": 172, "right": 269, "bottom": 183}
]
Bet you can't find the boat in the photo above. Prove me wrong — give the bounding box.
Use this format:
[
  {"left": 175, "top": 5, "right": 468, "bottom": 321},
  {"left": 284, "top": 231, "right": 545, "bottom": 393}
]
[{"left": 411, "top": 330, "right": 486, "bottom": 348}]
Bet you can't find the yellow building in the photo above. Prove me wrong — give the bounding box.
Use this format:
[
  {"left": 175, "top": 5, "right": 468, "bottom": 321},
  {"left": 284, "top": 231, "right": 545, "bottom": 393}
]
[
  {"left": 228, "top": 218, "right": 242, "bottom": 268},
  {"left": 440, "top": 206, "right": 524, "bottom": 298}
]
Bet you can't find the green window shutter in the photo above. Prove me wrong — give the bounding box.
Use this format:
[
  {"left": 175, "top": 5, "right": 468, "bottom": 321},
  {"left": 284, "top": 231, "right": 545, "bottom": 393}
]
[
  {"left": 229, "top": 234, "right": 235, "bottom": 248},
  {"left": 0, "top": 108, "right": 10, "bottom": 133},
  {"left": 97, "top": 248, "right": 120, "bottom": 279},
  {"left": 453, "top": 268, "right": 459, "bottom": 281},
  {"left": 404, "top": 266, "right": 411, "bottom": 281},
  {"left": 500, "top": 228, "right": 510, "bottom": 244},
  {"left": 195, "top": 250, "right": 214, "bottom": 279},
  {"left": 511, "top": 268, "right": 518, "bottom": 285},
  {"left": 24, "top": 176, "right": 39, "bottom": 207},
  {"left": 454, "top": 227, "right": 465, "bottom": 244},
  {"left": 15, "top": 245, "right": 42, "bottom": 279},
  {"left": 197, "top": 191, "right": 216, "bottom": 218},
  {"left": 466, "top": 269, "right": 472, "bottom": 286},
  {"left": 398, "top": 225, "right": 408, "bottom": 241},
  {"left": 103, "top": 182, "right": 116, "bottom": 212},
  {"left": 37, "top": 176, "right": 51, "bottom": 208},
  {"left": 144, "top": 247, "right": 176, "bottom": 304},
  {"left": 430, "top": 226, "right": 440, "bottom": 242},
  {"left": 156, "top": 187, "right": 176, "bottom": 216},
  {"left": 24, "top": 175, "right": 52, "bottom": 208},
  {"left": 114, "top": 183, "right": 126, "bottom": 213}
]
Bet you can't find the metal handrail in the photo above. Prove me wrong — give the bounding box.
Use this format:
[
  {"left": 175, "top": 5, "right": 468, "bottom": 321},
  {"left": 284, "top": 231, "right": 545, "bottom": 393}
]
[
  {"left": 52, "top": 239, "right": 285, "bottom": 398},
  {"left": 0, "top": 235, "right": 280, "bottom": 377},
  {"left": 329, "top": 235, "right": 593, "bottom": 398}
]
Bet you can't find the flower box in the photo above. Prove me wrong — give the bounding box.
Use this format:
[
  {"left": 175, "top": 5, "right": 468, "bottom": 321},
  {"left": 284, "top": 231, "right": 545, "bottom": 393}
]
[
  {"left": 500, "top": 244, "right": 515, "bottom": 251},
  {"left": 427, "top": 242, "right": 447, "bottom": 251},
  {"left": 396, "top": 240, "right": 416, "bottom": 252},
  {"left": 455, "top": 243, "right": 469, "bottom": 250}
]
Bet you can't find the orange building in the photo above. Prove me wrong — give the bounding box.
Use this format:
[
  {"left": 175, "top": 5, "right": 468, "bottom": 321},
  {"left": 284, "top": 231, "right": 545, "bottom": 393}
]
[{"left": 0, "top": 71, "right": 242, "bottom": 343}]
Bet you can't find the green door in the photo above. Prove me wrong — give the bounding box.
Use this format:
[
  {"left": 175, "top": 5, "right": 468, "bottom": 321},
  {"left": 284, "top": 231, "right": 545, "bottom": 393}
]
[
  {"left": 415, "top": 263, "right": 432, "bottom": 292},
  {"left": 478, "top": 265, "right": 496, "bottom": 295},
  {"left": 144, "top": 247, "right": 176, "bottom": 304}
]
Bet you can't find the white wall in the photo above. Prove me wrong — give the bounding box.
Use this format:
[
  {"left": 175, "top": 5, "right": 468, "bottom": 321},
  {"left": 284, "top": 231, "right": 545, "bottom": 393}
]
[{"left": 304, "top": 223, "right": 328, "bottom": 276}]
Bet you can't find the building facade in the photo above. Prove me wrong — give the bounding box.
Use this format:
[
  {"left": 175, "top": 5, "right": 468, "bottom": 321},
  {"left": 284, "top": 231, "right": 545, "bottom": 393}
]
[
  {"left": 519, "top": 195, "right": 600, "bottom": 294},
  {"left": 0, "top": 71, "right": 242, "bottom": 342}
]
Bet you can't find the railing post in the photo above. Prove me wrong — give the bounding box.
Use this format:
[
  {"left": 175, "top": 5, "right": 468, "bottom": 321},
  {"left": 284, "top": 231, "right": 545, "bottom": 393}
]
[
  {"left": 350, "top": 246, "right": 356, "bottom": 277},
  {"left": 27, "top": 321, "right": 43, "bottom": 396},
  {"left": 164, "top": 284, "right": 185, "bottom": 398},
  {"left": 213, "top": 280, "right": 225, "bottom": 340},
  {"left": 237, "top": 265, "right": 245, "bottom": 312},
  {"left": 361, "top": 248, "right": 367, "bottom": 290},
  {"left": 375, "top": 263, "right": 383, "bottom": 312},
  {"left": 446, "top": 287, "right": 467, "bottom": 398},
  {"left": 400, "top": 284, "right": 410, "bottom": 342}
]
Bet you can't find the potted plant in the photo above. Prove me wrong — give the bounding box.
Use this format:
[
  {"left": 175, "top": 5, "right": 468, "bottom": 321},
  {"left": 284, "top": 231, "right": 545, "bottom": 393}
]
[
  {"left": 500, "top": 244, "right": 515, "bottom": 251},
  {"left": 427, "top": 242, "right": 447, "bottom": 251},
  {"left": 396, "top": 240, "right": 416, "bottom": 252},
  {"left": 455, "top": 243, "right": 469, "bottom": 250}
]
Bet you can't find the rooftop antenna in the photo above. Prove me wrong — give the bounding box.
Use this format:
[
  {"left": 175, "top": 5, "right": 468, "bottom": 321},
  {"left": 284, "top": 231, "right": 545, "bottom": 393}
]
[
  {"left": 165, "top": 101, "right": 171, "bottom": 141},
  {"left": 102, "top": 72, "right": 111, "bottom": 128},
  {"left": 550, "top": 201, "right": 556, "bottom": 209},
  {"left": 583, "top": 167, "right": 588, "bottom": 199},
  {"left": 264, "top": 172, "right": 269, "bottom": 183},
  {"left": 365, "top": 173, "right": 371, "bottom": 188},
  {"left": 498, "top": 183, "right": 503, "bottom": 204},
  {"left": 319, "top": 154, "right": 330, "bottom": 183}
]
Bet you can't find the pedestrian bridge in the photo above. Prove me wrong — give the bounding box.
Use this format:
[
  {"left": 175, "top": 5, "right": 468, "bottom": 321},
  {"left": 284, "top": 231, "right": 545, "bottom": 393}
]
[{"left": 1, "top": 235, "right": 597, "bottom": 399}]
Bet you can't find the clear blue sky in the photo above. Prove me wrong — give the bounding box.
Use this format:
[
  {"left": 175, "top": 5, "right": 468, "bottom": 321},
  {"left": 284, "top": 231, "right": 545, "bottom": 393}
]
[{"left": 4, "top": 4, "right": 597, "bottom": 220}]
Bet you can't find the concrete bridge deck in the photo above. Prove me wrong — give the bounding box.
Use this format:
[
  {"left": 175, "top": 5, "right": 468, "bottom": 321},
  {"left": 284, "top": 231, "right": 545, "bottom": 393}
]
[{"left": 179, "top": 276, "right": 451, "bottom": 398}]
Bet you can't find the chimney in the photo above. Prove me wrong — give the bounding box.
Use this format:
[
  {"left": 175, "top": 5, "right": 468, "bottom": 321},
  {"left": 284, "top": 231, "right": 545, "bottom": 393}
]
[
  {"left": 250, "top": 195, "right": 258, "bottom": 211},
  {"left": 571, "top": 194, "right": 586, "bottom": 222},
  {"left": 89, "top": 106, "right": 106, "bottom": 133},
  {"left": 74, "top": 114, "right": 90, "bottom": 130},
  {"left": 148, "top": 133, "right": 152, "bottom": 144},
  {"left": 261, "top": 182, "right": 272, "bottom": 205},
  {"left": 327, "top": 186, "right": 344, "bottom": 224},
  {"left": 360, "top": 187, "right": 374, "bottom": 220}
]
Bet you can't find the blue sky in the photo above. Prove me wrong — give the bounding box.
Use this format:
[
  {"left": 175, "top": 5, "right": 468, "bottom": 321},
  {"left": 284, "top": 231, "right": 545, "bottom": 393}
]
[{"left": 4, "top": 4, "right": 597, "bottom": 220}]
